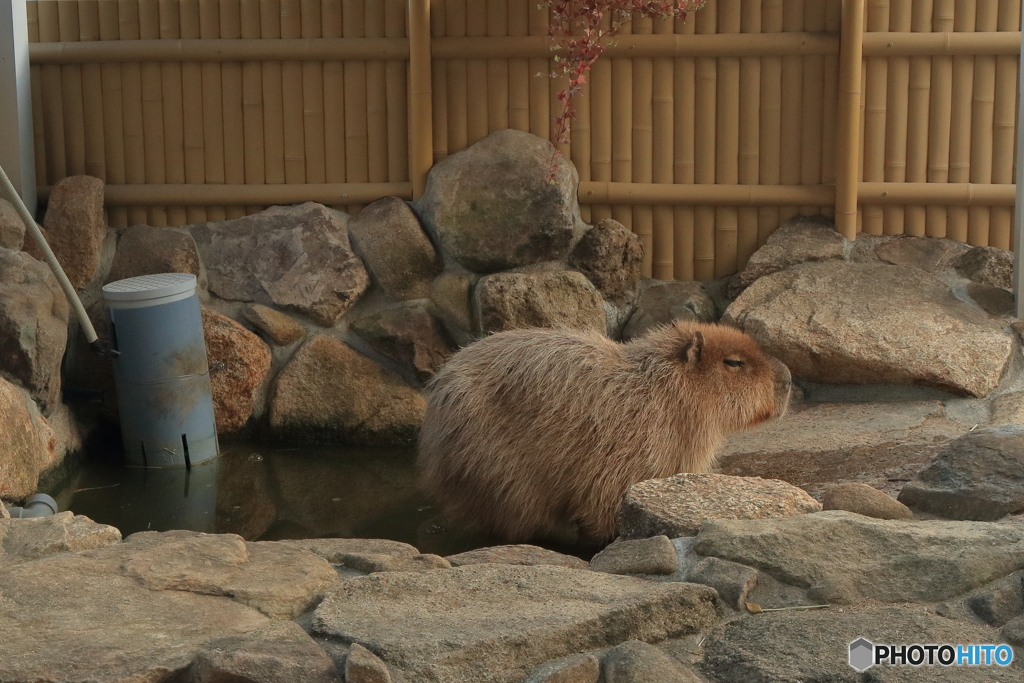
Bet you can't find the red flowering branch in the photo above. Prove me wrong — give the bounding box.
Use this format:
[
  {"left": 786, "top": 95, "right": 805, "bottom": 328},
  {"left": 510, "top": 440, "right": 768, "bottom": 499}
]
[{"left": 545, "top": 1, "right": 704, "bottom": 180}]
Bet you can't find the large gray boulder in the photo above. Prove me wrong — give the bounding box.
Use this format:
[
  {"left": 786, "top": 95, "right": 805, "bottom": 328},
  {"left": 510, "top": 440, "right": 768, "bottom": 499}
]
[
  {"left": 311, "top": 564, "right": 718, "bottom": 683},
  {"left": 27, "top": 175, "right": 106, "bottom": 288},
  {"left": 415, "top": 129, "right": 586, "bottom": 273},
  {"left": 621, "top": 281, "right": 717, "bottom": 341},
  {"left": 106, "top": 225, "right": 201, "bottom": 283},
  {"left": 899, "top": 425, "right": 1024, "bottom": 520},
  {"left": 269, "top": 334, "right": 426, "bottom": 446},
  {"left": 724, "top": 261, "right": 1014, "bottom": 397},
  {"left": 475, "top": 270, "right": 606, "bottom": 334},
  {"left": 0, "top": 248, "right": 69, "bottom": 413},
  {"left": 349, "top": 300, "right": 456, "bottom": 382},
  {"left": 734, "top": 215, "right": 846, "bottom": 290},
  {"left": 569, "top": 218, "right": 643, "bottom": 305},
  {"left": 693, "top": 510, "right": 1024, "bottom": 604},
  {"left": 192, "top": 203, "right": 369, "bottom": 327}
]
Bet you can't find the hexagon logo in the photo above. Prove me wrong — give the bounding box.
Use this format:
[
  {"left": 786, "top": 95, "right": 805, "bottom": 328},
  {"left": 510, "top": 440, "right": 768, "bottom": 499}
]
[{"left": 849, "top": 638, "right": 875, "bottom": 672}]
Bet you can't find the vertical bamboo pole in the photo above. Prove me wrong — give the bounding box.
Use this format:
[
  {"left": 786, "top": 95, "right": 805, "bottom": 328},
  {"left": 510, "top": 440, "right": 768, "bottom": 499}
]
[
  {"left": 409, "top": 0, "right": 433, "bottom": 198},
  {"left": 431, "top": 0, "right": 449, "bottom": 162},
  {"left": 819, "top": 0, "right": 842, "bottom": 220},
  {"left": 528, "top": 2, "right": 549, "bottom": 142},
  {"left": 904, "top": 0, "right": 932, "bottom": 236},
  {"left": 652, "top": 15, "right": 674, "bottom": 279},
  {"left": 860, "top": 0, "right": 888, "bottom": 235},
  {"left": 137, "top": 0, "right": 166, "bottom": 225},
  {"left": 366, "top": 1, "right": 387, "bottom": 184},
  {"left": 715, "top": 1, "right": 739, "bottom": 278},
  {"left": 590, "top": 12, "right": 612, "bottom": 223},
  {"left": 737, "top": 0, "right": 760, "bottom": 269},
  {"left": 119, "top": 0, "right": 147, "bottom": 224},
  {"left": 507, "top": 0, "right": 530, "bottom": 133},
  {"left": 343, "top": 0, "right": 367, "bottom": 213},
  {"left": 570, "top": 8, "right": 593, "bottom": 224},
  {"left": 673, "top": 11, "right": 696, "bottom": 279},
  {"left": 158, "top": 0, "right": 185, "bottom": 224},
  {"left": 220, "top": 0, "right": 246, "bottom": 220},
  {"left": 991, "top": 0, "right": 1019, "bottom": 250},
  {"left": 200, "top": 0, "right": 226, "bottom": 221},
  {"left": 693, "top": 0, "right": 716, "bottom": 280},
  {"left": 800, "top": 0, "right": 825, "bottom": 216},
  {"left": 447, "top": 0, "right": 468, "bottom": 154},
  {"left": 280, "top": 0, "right": 305, "bottom": 191},
  {"left": 633, "top": 15, "right": 654, "bottom": 276},
  {"left": 466, "top": 1, "right": 488, "bottom": 144},
  {"left": 487, "top": 0, "right": 509, "bottom": 132},
  {"left": 259, "top": 0, "right": 284, "bottom": 205},
  {"left": 882, "top": 0, "right": 910, "bottom": 235},
  {"left": 241, "top": 0, "right": 264, "bottom": 215},
  {"left": 98, "top": 0, "right": 124, "bottom": 226},
  {"left": 180, "top": 0, "right": 206, "bottom": 224},
  {"left": 322, "top": 0, "right": 345, "bottom": 188},
  {"left": 758, "top": 0, "right": 782, "bottom": 244},
  {"left": 926, "top": 0, "right": 954, "bottom": 237},
  {"left": 835, "top": 0, "right": 866, "bottom": 239},
  {"left": 947, "top": 0, "right": 976, "bottom": 243},
  {"left": 38, "top": 2, "right": 65, "bottom": 186},
  {"left": 300, "top": 0, "right": 326, "bottom": 190},
  {"left": 777, "top": 0, "right": 804, "bottom": 226},
  {"left": 611, "top": 13, "right": 634, "bottom": 232},
  {"left": 968, "top": 0, "right": 998, "bottom": 246},
  {"left": 28, "top": 2, "right": 48, "bottom": 190},
  {"left": 386, "top": 0, "right": 408, "bottom": 182},
  {"left": 79, "top": 0, "right": 106, "bottom": 183},
  {"left": 58, "top": 0, "right": 87, "bottom": 178}
]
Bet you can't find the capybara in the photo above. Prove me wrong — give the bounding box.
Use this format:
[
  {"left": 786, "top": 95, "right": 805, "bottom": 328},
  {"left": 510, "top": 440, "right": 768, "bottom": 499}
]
[{"left": 417, "top": 321, "right": 792, "bottom": 543}]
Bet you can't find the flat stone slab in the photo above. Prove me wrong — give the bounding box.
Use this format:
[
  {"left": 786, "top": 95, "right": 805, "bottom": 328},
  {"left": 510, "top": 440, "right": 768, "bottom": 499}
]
[
  {"left": 693, "top": 510, "right": 1024, "bottom": 604},
  {"left": 311, "top": 564, "right": 718, "bottom": 683},
  {"left": 446, "top": 544, "right": 589, "bottom": 569},
  {"left": 618, "top": 474, "right": 821, "bottom": 539}
]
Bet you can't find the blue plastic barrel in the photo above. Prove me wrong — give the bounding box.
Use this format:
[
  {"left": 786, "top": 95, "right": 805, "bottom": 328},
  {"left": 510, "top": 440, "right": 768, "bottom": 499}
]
[{"left": 102, "top": 273, "right": 219, "bottom": 468}]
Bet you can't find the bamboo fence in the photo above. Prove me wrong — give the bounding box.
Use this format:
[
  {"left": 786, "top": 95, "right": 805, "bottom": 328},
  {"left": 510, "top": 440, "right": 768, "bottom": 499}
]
[{"left": 24, "top": 0, "right": 1023, "bottom": 279}]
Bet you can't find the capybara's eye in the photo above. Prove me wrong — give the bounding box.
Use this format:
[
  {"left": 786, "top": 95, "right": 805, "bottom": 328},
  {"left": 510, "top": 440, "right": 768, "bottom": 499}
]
[{"left": 723, "top": 359, "right": 746, "bottom": 368}]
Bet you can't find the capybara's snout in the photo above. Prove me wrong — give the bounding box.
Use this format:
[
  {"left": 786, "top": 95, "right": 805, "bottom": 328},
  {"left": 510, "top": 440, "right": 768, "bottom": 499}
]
[{"left": 769, "top": 356, "right": 793, "bottom": 419}]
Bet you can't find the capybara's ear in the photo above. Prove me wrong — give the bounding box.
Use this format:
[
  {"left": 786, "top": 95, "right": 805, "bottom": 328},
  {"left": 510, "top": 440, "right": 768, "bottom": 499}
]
[{"left": 677, "top": 329, "right": 705, "bottom": 365}]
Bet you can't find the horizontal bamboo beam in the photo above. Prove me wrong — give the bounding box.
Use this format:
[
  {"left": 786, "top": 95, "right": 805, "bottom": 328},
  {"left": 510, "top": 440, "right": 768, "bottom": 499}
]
[
  {"left": 858, "top": 182, "right": 1016, "bottom": 205},
  {"left": 578, "top": 183, "right": 835, "bottom": 206},
  {"left": 38, "top": 182, "right": 413, "bottom": 204},
  {"left": 29, "top": 37, "right": 409, "bottom": 63},
  {"left": 861, "top": 31, "right": 1021, "bottom": 56}
]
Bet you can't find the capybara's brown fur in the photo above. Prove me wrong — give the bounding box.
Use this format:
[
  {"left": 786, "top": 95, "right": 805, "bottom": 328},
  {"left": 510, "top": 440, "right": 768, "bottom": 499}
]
[{"left": 417, "top": 322, "right": 792, "bottom": 543}]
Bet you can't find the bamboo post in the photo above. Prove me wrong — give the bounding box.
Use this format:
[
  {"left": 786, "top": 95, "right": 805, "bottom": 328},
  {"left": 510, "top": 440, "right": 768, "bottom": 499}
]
[
  {"left": 633, "top": 15, "right": 654, "bottom": 276},
  {"left": 39, "top": 0, "right": 66, "bottom": 187},
  {"left": 466, "top": 1, "right": 487, "bottom": 145},
  {"left": 200, "top": 0, "right": 227, "bottom": 221},
  {"left": 409, "top": 0, "right": 432, "bottom": 198},
  {"left": 343, "top": 0, "right": 367, "bottom": 213},
  {"left": 758, "top": 0, "right": 782, "bottom": 244},
  {"left": 487, "top": 0, "right": 509, "bottom": 132},
  {"left": 366, "top": 1, "right": 387, "bottom": 184},
  {"left": 800, "top": 0, "right": 825, "bottom": 216},
  {"left": 947, "top": 0, "right": 977, "bottom": 243},
  {"left": 819, "top": 0, "right": 842, "bottom": 220},
  {"left": 652, "top": 14, "right": 675, "bottom": 279},
  {"left": 777, "top": 0, "right": 803, "bottom": 226},
  {"left": 158, "top": 0, "right": 186, "bottom": 224},
  {"left": 447, "top": 0, "right": 468, "bottom": 153},
  {"left": 715, "top": 1, "right": 740, "bottom": 278},
  {"left": 991, "top": 0, "right": 1019, "bottom": 250},
  {"left": 99, "top": 0, "right": 126, "bottom": 226},
  {"left": 860, "top": 0, "right": 888, "bottom": 235},
  {"left": 968, "top": 0, "right": 998, "bottom": 246},
  {"left": 180, "top": 0, "right": 206, "bottom": 224},
  {"left": 219, "top": 0, "right": 246, "bottom": 220},
  {"left": 137, "top": 0, "right": 167, "bottom": 225},
  {"left": 58, "top": 0, "right": 86, "bottom": 178},
  {"left": 431, "top": 0, "right": 449, "bottom": 162},
  {"left": 882, "top": 0, "right": 910, "bottom": 235},
  {"left": 240, "top": 0, "right": 264, "bottom": 215},
  {"left": 280, "top": 0, "right": 305, "bottom": 191},
  {"left": 735, "top": 0, "right": 760, "bottom": 270},
  {"left": 28, "top": 1, "right": 47, "bottom": 193},
  {"left": 322, "top": 0, "right": 345, "bottom": 189},
  {"left": 694, "top": 0, "right": 716, "bottom": 280},
  {"left": 79, "top": 0, "right": 106, "bottom": 183},
  {"left": 507, "top": 0, "right": 530, "bottom": 133},
  {"left": 590, "top": 11, "right": 613, "bottom": 223},
  {"left": 385, "top": 0, "right": 407, "bottom": 183},
  {"left": 926, "top": 0, "right": 954, "bottom": 238},
  {"left": 301, "top": 0, "right": 326, "bottom": 190},
  {"left": 904, "top": 0, "right": 932, "bottom": 236},
  {"left": 673, "top": 10, "right": 696, "bottom": 279},
  {"left": 119, "top": 0, "right": 147, "bottom": 225},
  {"left": 610, "top": 13, "right": 634, "bottom": 232},
  {"left": 835, "top": 0, "right": 865, "bottom": 239},
  {"left": 0, "top": 0, "right": 36, "bottom": 214},
  {"left": 527, "top": 2, "right": 548, "bottom": 142},
  {"left": 259, "top": 0, "right": 284, "bottom": 209}
]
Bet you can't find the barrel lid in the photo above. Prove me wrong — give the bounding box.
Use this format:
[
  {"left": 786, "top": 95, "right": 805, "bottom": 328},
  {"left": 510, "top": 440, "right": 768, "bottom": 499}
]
[{"left": 102, "top": 273, "right": 197, "bottom": 301}]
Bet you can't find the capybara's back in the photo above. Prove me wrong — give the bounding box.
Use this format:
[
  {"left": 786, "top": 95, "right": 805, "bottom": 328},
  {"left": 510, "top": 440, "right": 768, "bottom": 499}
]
[{"left": 417, "top": 322, "right": 791, "bottom": 542}]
